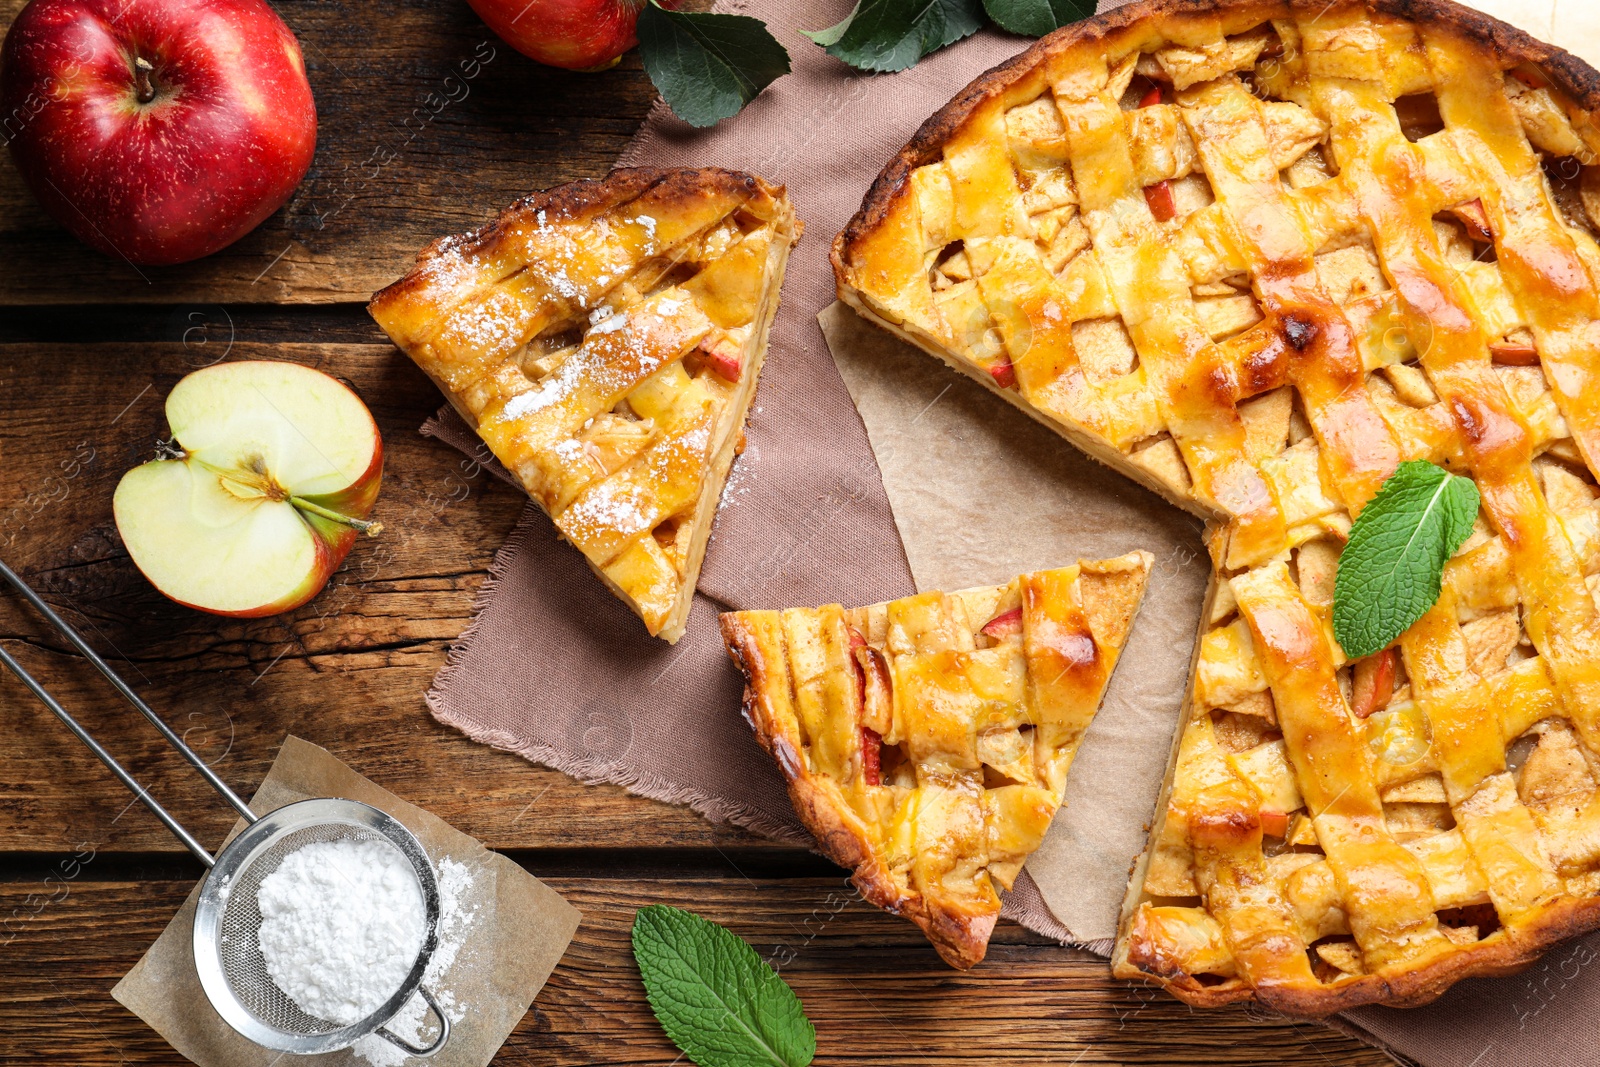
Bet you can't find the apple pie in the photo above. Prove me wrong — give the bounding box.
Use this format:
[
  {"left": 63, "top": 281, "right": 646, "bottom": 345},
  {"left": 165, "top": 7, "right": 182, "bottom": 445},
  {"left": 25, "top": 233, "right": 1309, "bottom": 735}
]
[
  {"left": 833, "top": 0, "right": 1600, "bottom": 1014},
  {"left": 371, "top": 169, "right": 799, "bottom": 641},
  {"left": 720, "top": 552, "right": 1151, "bottom": 968}
]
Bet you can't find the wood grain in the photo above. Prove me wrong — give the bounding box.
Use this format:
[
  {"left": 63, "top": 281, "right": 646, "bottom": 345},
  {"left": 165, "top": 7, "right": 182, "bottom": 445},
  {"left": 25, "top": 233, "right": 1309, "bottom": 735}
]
[
  {"left": 0, "top": 874, "right": 1390, "bottom": 1066},
  {"left": 0, "top": 4, "right": 1400, "bottom": 1059},
  {"left": 0, "top": 340, "right": 772, "bottom": 853},
  {"left": 0, "top": 339, "right": 1400, "bottom": 1063},
  {"left": 0, "top": 0, "right": 657, "bottom": 304}
]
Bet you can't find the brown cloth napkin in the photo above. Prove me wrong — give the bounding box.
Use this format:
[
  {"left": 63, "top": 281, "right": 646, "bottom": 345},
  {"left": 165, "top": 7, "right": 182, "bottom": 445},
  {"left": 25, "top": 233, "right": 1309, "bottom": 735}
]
[
  {"left": 417, "top": 0, "right": 1600, "bottom": 1064},
  {"left": 418, "top": 12, "right": 1079, "bottom": 937},
  {"left": 1332, "top": 931, "right": 1600, "bottom": 1067}
]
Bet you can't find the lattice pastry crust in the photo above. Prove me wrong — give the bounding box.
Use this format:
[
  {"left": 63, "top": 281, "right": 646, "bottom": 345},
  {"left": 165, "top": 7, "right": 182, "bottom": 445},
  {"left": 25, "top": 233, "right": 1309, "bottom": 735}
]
[
  {"left": 372, "top": 169, "right": 799, "bottom": 642},
  {"left": 721, "top": 553, "right": 1151, "bottom": 968},
  {"left": 833, "top": 0, "right": 1600, "bottom": 1015}
]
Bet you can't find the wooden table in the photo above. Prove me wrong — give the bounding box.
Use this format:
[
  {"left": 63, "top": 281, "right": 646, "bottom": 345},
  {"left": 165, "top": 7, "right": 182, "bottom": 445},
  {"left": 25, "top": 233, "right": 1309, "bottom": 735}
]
[{"left": 0, "top": 2, "right": 1390, "bottom": 1063}]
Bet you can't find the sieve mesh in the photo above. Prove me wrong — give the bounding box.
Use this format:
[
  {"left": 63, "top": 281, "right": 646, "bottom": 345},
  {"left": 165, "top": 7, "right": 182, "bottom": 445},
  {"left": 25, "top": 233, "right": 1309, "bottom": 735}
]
[
  {"left": 217, "top": 822, "right": 420, "bottom": 1034},
  {"left": 194, "top": 798, "right": 444, "bottom": 1055}
]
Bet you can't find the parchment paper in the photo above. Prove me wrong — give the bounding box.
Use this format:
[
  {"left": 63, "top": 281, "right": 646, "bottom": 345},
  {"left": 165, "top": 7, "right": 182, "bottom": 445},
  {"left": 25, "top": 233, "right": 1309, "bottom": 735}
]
[
  {"left": 111, "top": 736, "right": 580, "bottom": 1067},
  {"left": 818, "top": 303, "right": 1208, "bottom": 944}
]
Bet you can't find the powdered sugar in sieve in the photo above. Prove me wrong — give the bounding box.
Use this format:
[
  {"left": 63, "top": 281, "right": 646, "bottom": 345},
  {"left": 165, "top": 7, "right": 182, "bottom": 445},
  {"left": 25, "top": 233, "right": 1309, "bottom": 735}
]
[{"left": 256, "top": 837, "right": 428, "bottom": 1026}]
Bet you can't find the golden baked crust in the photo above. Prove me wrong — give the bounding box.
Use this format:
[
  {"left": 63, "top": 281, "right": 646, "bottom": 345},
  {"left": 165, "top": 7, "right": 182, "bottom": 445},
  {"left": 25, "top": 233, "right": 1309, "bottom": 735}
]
[
  {"left": 371, "top": 168, "right": 799, "bottom": 641},
  {"left": 832, "top": 0, "right": 1600, "bottom": 1015},
  {"left": 720, "top": 553, "right": 1152, "bottom": 968}
]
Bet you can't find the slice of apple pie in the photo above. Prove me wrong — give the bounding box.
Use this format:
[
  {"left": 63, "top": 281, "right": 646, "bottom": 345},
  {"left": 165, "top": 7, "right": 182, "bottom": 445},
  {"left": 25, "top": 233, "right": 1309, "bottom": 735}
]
[
  {"left": 720, "top": 552, "right": 1151, "bottom": 967},
  {"left": 370, "top": 169, "right": 799, "bottom": 641}
]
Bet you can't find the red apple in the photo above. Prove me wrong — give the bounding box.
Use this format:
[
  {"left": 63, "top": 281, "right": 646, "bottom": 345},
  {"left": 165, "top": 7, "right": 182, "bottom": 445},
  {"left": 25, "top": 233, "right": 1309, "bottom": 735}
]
[
  {"left": 113, "top": 361, "right": 383, "bottom": 617},
  {"left": 694, "top": 335, "right": 743, "bottom": 382},
  {"left": 464, "top": 0, "right": 650, "bottom": 71},
  {"left": 0, "top": 0, "right": 317, "bottom": 266},
  {"left": 980, "top": 607, "right": 1023, "bottom": 640},
  {"left": 1349, "top": 648, "right": 1397, "bottom": 720}
]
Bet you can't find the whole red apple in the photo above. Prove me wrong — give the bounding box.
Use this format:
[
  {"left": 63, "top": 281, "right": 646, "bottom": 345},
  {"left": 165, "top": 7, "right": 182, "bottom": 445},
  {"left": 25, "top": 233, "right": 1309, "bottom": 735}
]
[
  {"left": 465, "top": 0, "right": 653, "bottom": 71},
  {"left": 0, "top": 0, "right": 317, "bottom": 266}
]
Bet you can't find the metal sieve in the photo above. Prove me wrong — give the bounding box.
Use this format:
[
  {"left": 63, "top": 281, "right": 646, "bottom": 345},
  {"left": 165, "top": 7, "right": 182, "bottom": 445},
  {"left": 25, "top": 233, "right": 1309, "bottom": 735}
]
[
  {"left": 194, "top": 797, "right": 449, "bottom": 1055},
  {"left": 0, "top": 558, "right": 450, "bottom": 1057}
]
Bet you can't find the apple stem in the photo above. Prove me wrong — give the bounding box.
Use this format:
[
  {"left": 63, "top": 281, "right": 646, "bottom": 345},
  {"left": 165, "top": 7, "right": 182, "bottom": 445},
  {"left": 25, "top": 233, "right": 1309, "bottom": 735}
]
[
  {"left": 290, "top": 496, "right": 384, "bottom": 537},
  {"left": 134, "top": 57, "right": 156, "bottom": 104}
]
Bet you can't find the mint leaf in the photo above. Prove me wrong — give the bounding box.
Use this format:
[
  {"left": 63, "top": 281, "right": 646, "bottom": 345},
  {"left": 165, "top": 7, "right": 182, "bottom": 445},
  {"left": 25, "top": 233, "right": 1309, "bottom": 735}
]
[
  {"left": 804, "top": 18, "right": 851, "bottom": 48},
  {"left": 1333, "top": 461, "right": 1480, "bottom": 660},
  {"left": 805, "top": 0, "right": 985, "bottom": 73},
  {"left": 983, "top": 0, "right": 1093, "bottom": 35},
  {"left": 637, "top": 5, "right": 791, "bottom": 128},
  {"left": 632, "top": 904, "right": 815, "bottom": 1067}
]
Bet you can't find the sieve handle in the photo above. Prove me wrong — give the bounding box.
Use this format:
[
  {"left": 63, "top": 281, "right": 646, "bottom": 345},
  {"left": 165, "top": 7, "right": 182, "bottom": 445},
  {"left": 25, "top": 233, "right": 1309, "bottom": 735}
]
[
  {"left": 0, "top": 556, "right": 256, "bottom": 824},
  {"left": 375, "top": 985, "right": 451, "bottom": 1058},
  {"left": 0, "top": 639, "right": 216, "bottom": 866}
]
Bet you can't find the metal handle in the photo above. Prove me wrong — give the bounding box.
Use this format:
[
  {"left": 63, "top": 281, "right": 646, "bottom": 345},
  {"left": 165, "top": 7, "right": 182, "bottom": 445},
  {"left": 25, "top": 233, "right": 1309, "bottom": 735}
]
[
  {"left": 0, "top": 558, "right": 259, "bottom": 865},
  {"left": 0, "top": 557, "right": 255, "bottom": 823},
  {"left": 375, "top": 985, "right": 451, "bottom": 1058},
  {"left": 0, "top": 640, "right": 216, "bottom": 866}
]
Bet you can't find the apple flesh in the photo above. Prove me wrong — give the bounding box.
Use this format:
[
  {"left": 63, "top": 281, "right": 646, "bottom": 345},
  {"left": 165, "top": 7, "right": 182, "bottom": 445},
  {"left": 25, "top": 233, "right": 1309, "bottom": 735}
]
[
  {"left": 113, "top": 361, "right": 382, "bottom": 617},
  {"left": 0, "top": 0, "right": 317, "bottom": 266},
  {"left": 464, "top": 0, "right": 648, "bottom": 71}
]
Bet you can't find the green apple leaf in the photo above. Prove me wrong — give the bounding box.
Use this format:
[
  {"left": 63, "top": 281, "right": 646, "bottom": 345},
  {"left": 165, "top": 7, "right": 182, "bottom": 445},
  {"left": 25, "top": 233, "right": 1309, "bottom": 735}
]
[
  {"left": 982, "top": 0, "right": 1093, "bottom": 36},
  {"left": 1332, "top": 461, "right": 1481, "bottom": 660},
  {"left": 637, "top": 4, "right": 791, "bottom": 128},
  {"left": 805, "top": 0, "right": 986, "bottom": 73},
  {"left": 632, "top": 904, "right": 815, "bottom": 1067}
]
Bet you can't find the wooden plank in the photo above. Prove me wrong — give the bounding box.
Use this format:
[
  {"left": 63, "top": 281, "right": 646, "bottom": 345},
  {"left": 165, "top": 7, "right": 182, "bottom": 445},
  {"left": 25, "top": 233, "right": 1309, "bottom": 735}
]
[
  {"left": 0, "top": 341, "right": 770, "bottom": 852},
  {"left": 0, "top": 0, "right": 657, "bottom": 304},
  {"left": 0, "top": 873, "right": 1390, "bottom": 1065}
]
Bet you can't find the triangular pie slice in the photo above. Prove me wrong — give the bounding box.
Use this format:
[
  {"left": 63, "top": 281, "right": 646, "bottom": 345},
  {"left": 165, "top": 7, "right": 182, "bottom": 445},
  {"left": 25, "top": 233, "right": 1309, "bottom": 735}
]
[
  {"left": 720, "top": 551, "right": 1151, "bottom": 968},
  {"left": 833, "top": 0, "right": 1600, "bottom": 1015},
  {"left": 371, "top": 169, "right": 800, "bottom": 641}
]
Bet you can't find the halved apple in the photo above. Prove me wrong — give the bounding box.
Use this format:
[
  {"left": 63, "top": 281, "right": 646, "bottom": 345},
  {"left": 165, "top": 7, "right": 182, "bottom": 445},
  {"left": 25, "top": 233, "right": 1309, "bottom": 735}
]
[{"left": 113, "top": 360, "right": 383, "bottom": 617}]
